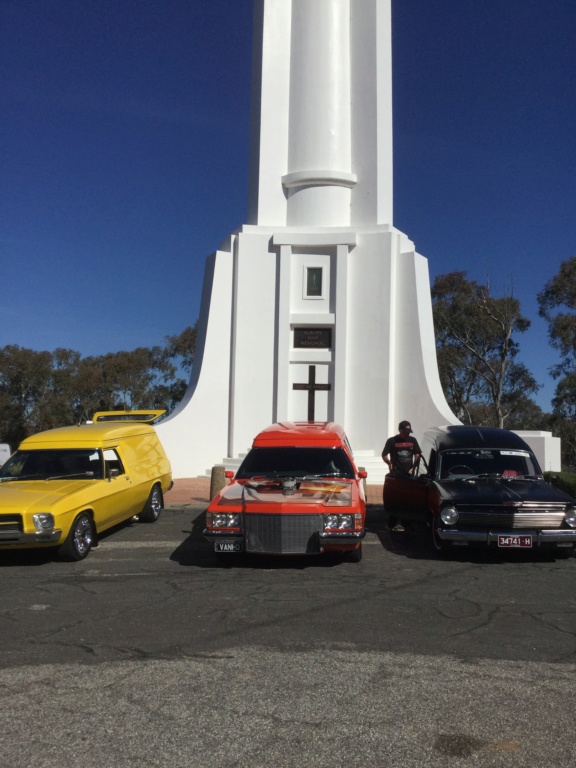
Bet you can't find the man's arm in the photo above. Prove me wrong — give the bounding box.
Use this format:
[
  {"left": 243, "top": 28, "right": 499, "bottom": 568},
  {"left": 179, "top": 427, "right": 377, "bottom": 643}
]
[
  {"left": 409, "top": 452, "right": 422, "bottom": 474},
  {"left": 381, "top": 438, "right": 394, "bottom": 470}
]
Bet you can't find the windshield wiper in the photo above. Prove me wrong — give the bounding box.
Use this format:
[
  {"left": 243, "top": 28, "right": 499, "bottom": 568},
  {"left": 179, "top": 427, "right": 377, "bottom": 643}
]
[
  {"left": 0, "top": 474, "right": 42, "bottom": 482},
  {"left": 45, "top": 472, "right": 95, "bottom": 481},
  {"left": 463, "top": 472, "right": 503, "bottom": 481},
  {"left": 501, "top": 474, "right": 540, "bottom": 482}
]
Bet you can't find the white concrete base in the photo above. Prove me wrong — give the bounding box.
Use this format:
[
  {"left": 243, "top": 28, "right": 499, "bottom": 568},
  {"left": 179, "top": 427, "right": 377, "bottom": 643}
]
[
  {"left": 157, "top": 223, "right": 458, "bottom": 479},
  {"left": 515, "top": 431, "right": 561, "bottom": 473}
]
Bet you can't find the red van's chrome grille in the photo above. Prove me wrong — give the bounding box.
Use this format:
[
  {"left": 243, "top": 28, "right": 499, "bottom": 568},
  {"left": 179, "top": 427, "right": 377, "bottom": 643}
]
[
  {"left": 457, "top": 506, "right": 565, "bottom": 530},
  {"left": 244, "top": 513, "right": 323, "bottom": 554}
]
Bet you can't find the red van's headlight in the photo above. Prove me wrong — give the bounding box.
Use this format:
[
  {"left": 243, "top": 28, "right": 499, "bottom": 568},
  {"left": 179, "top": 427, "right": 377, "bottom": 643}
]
[
  {"left": 323, "top": 513, "right": 362, "bottom": 531},
  {"left": 207, "top": 512, "right": 241, "bottom": 529}
]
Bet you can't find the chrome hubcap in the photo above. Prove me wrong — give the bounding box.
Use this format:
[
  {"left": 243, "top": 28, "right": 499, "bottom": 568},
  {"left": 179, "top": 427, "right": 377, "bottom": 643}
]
[
  {"left": 150, "top": 490, "right": 161, "bottom": 518},
  {"left": 73, "top": 517, "right": 92, "bottom": 554}
]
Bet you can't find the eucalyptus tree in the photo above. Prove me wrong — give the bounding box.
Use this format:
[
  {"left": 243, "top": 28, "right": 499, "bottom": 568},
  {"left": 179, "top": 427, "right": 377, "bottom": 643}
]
[
  {"left": 538, "top": 256, "right": 576, "bottom": 378},
  {"left": 0, "top": 324, "right": 198, "bottom": 445},
  {"left": 538, "top": 258, "right": 576, "bottom": 467},
  {"left": 0, "top": 345, "right": 54, "bottom": 446},
  {"left": 432, "top": 272, "right": 539, "bottom": 428}
]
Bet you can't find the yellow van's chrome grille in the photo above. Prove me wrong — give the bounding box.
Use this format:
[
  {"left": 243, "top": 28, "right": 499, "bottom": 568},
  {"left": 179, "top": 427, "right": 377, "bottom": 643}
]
[{"left": 0, "top": 514, "right": 23, "bottom": 532}]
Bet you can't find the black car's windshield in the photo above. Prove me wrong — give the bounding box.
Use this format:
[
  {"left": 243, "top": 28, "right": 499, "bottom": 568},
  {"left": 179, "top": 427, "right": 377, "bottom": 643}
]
[
  {"left": 438, "top": 449, "right": 541, "bottom": 480},
  {"left": 0, "top": 449, "right": 103, "bottom": 481},
  {"left": 235, "top": 447, "right": 355, "bottom": 480}
]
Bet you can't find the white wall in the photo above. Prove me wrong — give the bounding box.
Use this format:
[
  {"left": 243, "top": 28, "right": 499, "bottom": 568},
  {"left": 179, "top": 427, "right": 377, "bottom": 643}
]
[
  {"left": 158, "top": 223, "right": 461, "bottom": 478},
  {"left": 515, "top": 431, "right": 561, "bottom": 473}
]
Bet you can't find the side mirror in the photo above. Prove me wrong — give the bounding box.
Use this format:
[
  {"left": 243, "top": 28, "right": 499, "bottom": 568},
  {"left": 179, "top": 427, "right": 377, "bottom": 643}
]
[
  {"left": 358, "top": 470, "right": 368, "bottom": 479},
  {"left": 107, "top": 468, "right": 120, "bottom": 480},
  {"left": 225, "top": 470, "right": 235, "bottom": 479}
]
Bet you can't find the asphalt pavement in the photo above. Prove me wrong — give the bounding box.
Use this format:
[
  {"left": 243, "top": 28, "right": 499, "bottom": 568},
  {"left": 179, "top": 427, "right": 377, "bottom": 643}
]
[{"left": 1, "top": 496, "right": 576, "bottom": 768}]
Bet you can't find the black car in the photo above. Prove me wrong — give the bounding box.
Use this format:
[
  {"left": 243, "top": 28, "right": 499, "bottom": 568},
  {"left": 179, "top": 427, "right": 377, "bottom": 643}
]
[{"left": 384, "top": 425, "right": 576, "bottom": 557}]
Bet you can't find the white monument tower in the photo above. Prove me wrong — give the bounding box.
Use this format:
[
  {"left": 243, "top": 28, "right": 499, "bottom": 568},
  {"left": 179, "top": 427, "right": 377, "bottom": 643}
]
[{"left": 158, "top": 0, "right": 457, "bottom": 480}]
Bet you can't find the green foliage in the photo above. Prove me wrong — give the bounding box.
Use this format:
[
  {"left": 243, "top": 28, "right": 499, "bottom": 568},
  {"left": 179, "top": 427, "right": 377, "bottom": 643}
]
[
  {"left": 0, "top": 326, "right": 197, "bottom": 448},
  {"left": 543, "top": 471, "right": 576, "bottom": 498},
  {"left": 164, "top": 324, "right": 197, "bottom": 373},
  {"left": 538, "top": 257, "right": 576, "bottom": 469},
  {"left": 538, "top": 256, "right": 576, "bottom": 377},
  {"left": 432, "top": 272, "right": 540, "bottom": 429}
]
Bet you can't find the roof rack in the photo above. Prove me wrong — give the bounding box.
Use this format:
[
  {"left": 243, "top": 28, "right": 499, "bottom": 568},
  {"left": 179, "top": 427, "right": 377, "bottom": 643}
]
[{"left": 92, "top": 410, "right": 166, "bottom": 424}]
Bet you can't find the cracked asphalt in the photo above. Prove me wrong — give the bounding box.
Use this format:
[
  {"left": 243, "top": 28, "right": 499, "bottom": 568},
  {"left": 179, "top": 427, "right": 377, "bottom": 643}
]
[{"left": 1, "top": 502, "right": 576, "bottom": 767}]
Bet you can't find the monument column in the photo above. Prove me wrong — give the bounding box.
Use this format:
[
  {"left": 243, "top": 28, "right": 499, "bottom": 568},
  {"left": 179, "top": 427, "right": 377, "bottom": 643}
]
[
  {"left": 158, "top": 0, "right": 458, "bottom": 481},
  {"left": 283, "top": 0, "right": 355, "bottom": 226}
]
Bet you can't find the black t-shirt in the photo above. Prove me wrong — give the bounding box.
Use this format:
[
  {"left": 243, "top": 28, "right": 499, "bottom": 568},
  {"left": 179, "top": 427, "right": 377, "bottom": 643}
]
[{"left": 383, "top": 434, "right": 421, "bottom": 474}]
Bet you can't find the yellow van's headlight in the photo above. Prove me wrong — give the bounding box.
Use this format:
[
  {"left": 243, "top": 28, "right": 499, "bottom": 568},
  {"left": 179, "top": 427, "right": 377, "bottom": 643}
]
[{"left": 33, "top": 513, "right": 55, "bottom": 530}]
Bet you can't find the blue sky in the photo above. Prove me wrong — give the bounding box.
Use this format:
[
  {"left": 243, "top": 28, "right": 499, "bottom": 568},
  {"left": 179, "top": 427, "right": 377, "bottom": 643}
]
[{"left": 1, "top": 0, "right": 574, "bottom": 411}]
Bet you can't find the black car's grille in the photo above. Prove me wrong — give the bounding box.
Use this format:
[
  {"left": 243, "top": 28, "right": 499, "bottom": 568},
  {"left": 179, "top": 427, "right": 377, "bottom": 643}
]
[
  {"left": 457, "top": 505, "right": 566, "bottom": 530},
  {"left": 244, "top": 513, "right": 323, "bottom": 554},
  {"left": 0, "top": 514, "right": 23, "bottom": 538}
]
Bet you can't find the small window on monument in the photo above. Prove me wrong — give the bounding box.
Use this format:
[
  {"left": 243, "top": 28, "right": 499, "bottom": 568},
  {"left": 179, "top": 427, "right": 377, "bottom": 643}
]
[{"left": 306, "top": 267, "right": 323, "bottom": 297}]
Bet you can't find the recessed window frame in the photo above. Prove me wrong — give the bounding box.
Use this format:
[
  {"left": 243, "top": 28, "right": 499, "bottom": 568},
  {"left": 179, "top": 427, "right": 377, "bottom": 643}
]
[{"left": 303, "top": 265, "right": 325, "bottom": 300}]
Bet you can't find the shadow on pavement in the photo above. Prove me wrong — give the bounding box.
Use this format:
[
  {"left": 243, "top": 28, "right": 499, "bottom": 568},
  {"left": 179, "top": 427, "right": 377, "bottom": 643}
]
[
  {"left": 170, "top": 509, "right": 355, "bottom": 570},
  {"left": 366, "top": 503, "right": 573, "bottom": 564},
  {"left": 0, "top": 516, "right": 144, "bottom": 568}
]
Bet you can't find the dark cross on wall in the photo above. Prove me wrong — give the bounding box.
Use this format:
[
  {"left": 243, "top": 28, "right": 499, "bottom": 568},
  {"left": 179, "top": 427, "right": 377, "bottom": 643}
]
[{"left": 292, "top": 365, "right": 331, "bottom": 421}]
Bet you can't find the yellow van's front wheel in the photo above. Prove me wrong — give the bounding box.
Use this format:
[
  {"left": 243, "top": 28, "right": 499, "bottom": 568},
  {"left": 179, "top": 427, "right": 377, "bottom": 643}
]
[{"left": 58, "top": 512, "right": 94, "bottom": 561}]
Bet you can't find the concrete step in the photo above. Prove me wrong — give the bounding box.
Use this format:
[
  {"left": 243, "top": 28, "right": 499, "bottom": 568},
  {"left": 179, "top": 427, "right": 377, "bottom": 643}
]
[
  {"left": 353, "top": 451, "right": 387, "bottom": 485},
  {"left": 204, "top": 454, "right": 246, "bottom": 477}
]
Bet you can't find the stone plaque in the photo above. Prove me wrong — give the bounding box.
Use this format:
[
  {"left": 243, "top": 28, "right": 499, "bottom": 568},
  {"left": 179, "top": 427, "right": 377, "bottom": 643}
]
[{"left": 294, "top": 327, "right": 332, "bottom": 349}]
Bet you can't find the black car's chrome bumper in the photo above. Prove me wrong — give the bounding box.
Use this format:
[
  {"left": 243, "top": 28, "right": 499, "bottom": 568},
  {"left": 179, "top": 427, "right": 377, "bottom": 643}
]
[{"left": 438, "top": 528, "right": 576, "bottom": 544}]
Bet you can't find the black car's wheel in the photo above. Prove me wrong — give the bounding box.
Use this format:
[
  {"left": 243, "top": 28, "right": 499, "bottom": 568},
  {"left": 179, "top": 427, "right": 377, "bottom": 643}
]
[
  {"left": 58, "top": 512, "right": 94, "bottom": 561},
  {"left": 139, "top": 485, "right": 162, "bottom": 523},
  {"left": 345, "top": 543, "right": 363, "bottom": 563},
  {"left": 554, "top": 546, "right": 573, "bottom": 559}
]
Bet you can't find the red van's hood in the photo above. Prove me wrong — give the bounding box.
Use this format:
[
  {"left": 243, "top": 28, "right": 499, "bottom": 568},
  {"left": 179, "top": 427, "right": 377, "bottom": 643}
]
[{"left": 213, "top": 478, "right": 355, "bottom": 510}]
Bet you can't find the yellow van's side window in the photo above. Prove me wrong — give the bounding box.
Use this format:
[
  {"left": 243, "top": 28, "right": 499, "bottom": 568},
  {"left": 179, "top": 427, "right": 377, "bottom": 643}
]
[{"left": 103, "top": 448, "right": 125, "bottom": 476}]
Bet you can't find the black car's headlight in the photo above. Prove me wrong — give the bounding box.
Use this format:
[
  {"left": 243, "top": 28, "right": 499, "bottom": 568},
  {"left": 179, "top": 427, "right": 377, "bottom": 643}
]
[
  {"left": 440, "top": 506, "right": 459, "bottom": 525},
  {"left": 564, "top": 506, "right": 576, "bottom": 528}
]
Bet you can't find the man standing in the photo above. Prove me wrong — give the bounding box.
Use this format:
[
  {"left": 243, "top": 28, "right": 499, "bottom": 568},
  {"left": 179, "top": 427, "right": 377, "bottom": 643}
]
[
  {"left": 382, "top": 421, "right": 421, "bottom": 476},
  {"left": 382, "top": 421, "right": 422, "bottom": 532}
]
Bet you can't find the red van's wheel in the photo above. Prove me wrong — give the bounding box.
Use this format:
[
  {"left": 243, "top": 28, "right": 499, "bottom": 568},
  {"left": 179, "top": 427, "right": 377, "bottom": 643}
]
[{"left": 345, "top": 543, "right": 363, "bottom": 563}]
